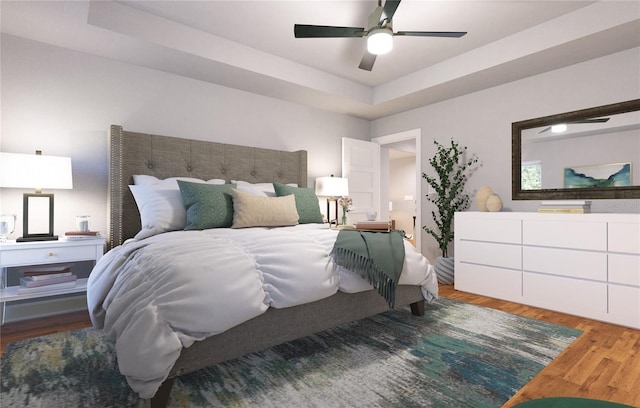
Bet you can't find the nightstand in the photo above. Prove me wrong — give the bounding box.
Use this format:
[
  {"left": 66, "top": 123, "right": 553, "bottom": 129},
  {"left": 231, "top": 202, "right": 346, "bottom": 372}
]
[{"left": 0, "top": 238, "right": 105, "bottom": 324}]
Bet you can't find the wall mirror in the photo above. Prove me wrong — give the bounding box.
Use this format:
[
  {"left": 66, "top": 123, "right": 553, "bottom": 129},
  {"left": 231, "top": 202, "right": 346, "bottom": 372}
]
[{"left": 512, "top": 99, "right": 640, "bottom": 200}]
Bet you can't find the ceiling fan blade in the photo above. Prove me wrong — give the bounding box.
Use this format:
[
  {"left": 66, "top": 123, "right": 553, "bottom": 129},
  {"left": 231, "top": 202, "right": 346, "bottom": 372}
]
[
  {"left": 294, "top": 24, "right": 365, "bottom": 38},
  {"left": 395, "top": 31, "right": 468, "bottom": 38},
  {"left": 358, "top": 51, "right": 377, "bottom": 71},
  {"left": 573, "top": 118, "right": 610, "bottom": 124},
  {"left": 381, "top": 0, "right": 401, "bottom": 23}
]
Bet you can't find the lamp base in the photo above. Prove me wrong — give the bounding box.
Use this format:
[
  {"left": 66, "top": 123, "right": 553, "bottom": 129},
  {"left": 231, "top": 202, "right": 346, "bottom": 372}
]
[{"left": 17, "top": 235, "right": 58, "bottom": 242}]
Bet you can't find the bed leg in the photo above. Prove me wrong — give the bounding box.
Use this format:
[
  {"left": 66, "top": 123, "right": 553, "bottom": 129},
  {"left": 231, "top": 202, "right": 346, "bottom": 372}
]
[
  {"left": 410, "top": 300, "right": 425, "bottom": 316},
  {"left": 150, "top": 377, "right": 175, "bottom": 408}
]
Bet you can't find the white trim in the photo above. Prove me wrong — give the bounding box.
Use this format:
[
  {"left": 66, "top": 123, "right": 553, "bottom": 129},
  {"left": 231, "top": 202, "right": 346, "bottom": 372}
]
[{"left": 373, "top": 129, "right": 422, "bottom": 250}]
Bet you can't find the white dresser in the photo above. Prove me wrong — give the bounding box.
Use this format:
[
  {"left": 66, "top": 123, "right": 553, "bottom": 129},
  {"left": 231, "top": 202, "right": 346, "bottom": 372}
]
[{"left": 454, "top": 212, "right": 640, "bottom": 329}]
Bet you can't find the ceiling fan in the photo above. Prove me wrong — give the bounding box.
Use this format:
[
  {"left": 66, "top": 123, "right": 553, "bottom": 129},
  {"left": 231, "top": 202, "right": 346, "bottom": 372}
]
[
  {"left": 539, "top": 118, "right": 610, "bottom": 133},
  {"left": 294, "top": 0, "right": 467, "bottom": 71}
]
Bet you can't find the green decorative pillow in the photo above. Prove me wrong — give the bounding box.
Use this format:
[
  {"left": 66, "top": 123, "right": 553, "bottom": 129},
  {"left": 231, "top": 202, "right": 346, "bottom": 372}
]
[
  {"left": 178, "top": 181, "right": 236, "bottom": 230},
  {"left": 273, "top": 182, "right": 323, "bottom": 224}
]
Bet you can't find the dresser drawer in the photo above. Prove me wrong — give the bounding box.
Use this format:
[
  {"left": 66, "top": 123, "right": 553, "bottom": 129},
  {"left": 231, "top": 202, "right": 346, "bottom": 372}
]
[
  {"left": 455, "top": 216, "right": 521, "bottom": 244},
  {"left": 609, "top": 253, "right": 640, "bottom": 286},
  {"left": 523, "top": 272, "right": 607, "bottom": 319},
  {"left": 523, "top": 246, "right": 606, "bottom": 281},
  {"left": 523, "top": 220, "right": 606, "bottom": 251},
  {"left": 608, "top": 284, "right": 640, "bottom": 329},
  {"left": 0, "top": 244, "right": 97, "bottom": 267},
  {"left": 608, "top": 222, "right": 640, "bottom": 254},
  {"left": 457, "top": 240, "right": 521, "bottom": 270},
  {"left": 455, "top": 263, "right": 522, "bottom": 303}
]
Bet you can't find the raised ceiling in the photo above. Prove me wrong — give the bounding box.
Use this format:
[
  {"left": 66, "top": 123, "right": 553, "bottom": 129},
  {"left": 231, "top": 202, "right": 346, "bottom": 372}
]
[{"left": 1, "top": 1, "right": 639, "bottom": 119}]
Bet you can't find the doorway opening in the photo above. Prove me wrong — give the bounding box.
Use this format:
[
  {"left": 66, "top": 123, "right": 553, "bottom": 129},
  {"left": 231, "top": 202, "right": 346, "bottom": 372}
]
[{"left": 373, "top": 129, "right": 421, "bottom": 249}]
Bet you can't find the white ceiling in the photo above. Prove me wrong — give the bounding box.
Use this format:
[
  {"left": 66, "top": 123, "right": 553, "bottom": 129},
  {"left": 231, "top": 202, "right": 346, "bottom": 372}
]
[{"left": 1, "top": 1, "right": 639, "bottom": 120}]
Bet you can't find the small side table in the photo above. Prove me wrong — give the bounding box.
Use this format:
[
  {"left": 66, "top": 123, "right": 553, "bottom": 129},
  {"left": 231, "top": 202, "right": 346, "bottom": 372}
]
[{"left": 0, "top": 238, "right": 105, "bottom": 324}]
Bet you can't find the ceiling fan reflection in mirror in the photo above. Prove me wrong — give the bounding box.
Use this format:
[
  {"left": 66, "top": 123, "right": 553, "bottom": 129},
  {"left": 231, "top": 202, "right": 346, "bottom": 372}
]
[
  {"left": 538, "top": 117, "right": 611, "bottom": 133},
  {"left": 294, "top": 0, "right": 467, "bottom": 71}
]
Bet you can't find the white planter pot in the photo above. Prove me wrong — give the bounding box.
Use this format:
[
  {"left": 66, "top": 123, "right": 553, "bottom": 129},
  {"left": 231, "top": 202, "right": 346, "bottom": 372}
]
[{"left": 435, "top": 256, "right": 455, "bottom": 285}]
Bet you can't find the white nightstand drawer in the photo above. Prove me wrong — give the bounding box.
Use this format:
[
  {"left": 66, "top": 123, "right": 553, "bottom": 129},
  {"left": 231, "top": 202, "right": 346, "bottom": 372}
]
[{"left": 1, "top": 245, "right": 97, "bottom": 267}]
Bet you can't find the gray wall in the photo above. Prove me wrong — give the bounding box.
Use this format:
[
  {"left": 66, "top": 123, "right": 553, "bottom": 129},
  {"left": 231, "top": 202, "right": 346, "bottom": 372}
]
[
  {"left": 371, "top": 47, "right": 640, "bottom": 262},
  {"left": 0, "top": 34, "right": 370, "bottom": 237}
]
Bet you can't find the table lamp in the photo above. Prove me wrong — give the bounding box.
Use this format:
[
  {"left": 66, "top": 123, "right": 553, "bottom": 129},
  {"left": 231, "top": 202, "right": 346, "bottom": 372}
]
[
  {"left": 0, "top": 150, "right": 73, "bottom": 241},
  {"left": 315, "top": 175, "right": 348, "bottom": 225}
]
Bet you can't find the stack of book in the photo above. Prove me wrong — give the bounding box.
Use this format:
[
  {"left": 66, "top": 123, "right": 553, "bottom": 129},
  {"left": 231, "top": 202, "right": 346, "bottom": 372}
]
[
  {"left": 354, "top": 221, "right": 390, "bottom": 231},
  {"left": 538, "top": 200, "right": 592, "bottom": 214},
  {"left": 64, "top": 230, "right": 101, "bottom": 240},
  {"left": 18, "top": 265, "right": 77, "bottom": 294}
]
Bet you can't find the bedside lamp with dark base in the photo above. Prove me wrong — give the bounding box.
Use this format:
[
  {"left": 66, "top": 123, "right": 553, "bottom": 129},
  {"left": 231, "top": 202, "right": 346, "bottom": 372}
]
[{"left": 0, "top": 150, "right": 73, "bottom": 242}]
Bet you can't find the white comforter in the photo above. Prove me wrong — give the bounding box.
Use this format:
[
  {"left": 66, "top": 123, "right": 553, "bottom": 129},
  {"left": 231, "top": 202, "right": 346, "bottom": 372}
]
[{"left": 87, "top": 224, "right": 437, "bottom": 399}]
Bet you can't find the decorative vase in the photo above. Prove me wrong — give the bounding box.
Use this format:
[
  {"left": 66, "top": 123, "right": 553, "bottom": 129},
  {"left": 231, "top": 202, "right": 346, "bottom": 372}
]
[
  {"left": 341, "top": 212, "right": 347, "bottom": 225},
  {"left": 435, "top": 256, "right": 455, "bottom": 285}
]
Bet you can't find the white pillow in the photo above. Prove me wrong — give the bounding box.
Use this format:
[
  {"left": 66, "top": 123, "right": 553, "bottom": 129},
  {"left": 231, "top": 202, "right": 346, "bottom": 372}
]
[
  {"left": 133, "top": 175, "right": 225, "bottom": 186},
  {"left": 231, "top": 188, "right": 299, "bottom": 228},
  {"left": 232, "top": 180, "right": 298, "bottom": 197},
  {"left": 129, "top": 185, "right": 187, "bottom": 239},
  {"left": 128, "top": 176, "right": 226, "bottom": 239}
]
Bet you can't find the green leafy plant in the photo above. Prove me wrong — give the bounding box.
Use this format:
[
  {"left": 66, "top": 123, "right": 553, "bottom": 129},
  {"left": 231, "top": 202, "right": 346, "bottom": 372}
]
[{"left": 422, "top": 139, "right": 478, "bottom": 257}]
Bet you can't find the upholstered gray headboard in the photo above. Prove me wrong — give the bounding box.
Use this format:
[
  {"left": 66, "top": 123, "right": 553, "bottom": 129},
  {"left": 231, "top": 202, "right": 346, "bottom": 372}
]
[{"left": 108, "top": 125, "right": 308, "bottom": 248}]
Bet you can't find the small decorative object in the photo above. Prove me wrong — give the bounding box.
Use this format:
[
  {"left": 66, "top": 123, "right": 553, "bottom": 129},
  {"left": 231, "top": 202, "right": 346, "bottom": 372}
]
[
  {"left": 366, "top": 211, "right": 377, "bottom": 221},
  {"left": 475, "top": 186, "right": 493, "bottom": 212},
  {"left": 76, "top": 215, "right": 90, "bottom": 232},
  {"left": 338, "top": 196, "right": 352, "bottom": 225},
  {"left": 422, "top": 139, "right": 479, "bottom": 284},
  {"left": 486, "top": 194, "right": 503, "bottom": 212},
  {"left": 0, "top": 214, "right": 17, "bottom": 242}
]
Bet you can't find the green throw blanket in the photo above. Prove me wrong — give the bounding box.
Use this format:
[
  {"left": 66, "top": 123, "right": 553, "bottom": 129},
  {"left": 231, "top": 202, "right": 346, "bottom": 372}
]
[{"left": 331, "top": 230, "right": 405, "bottom": 307}]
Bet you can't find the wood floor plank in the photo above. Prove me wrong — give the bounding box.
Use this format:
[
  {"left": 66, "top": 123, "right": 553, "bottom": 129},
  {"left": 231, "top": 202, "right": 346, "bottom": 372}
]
[{"left": 1, "top": 285, "right": 639, "bottom": 407}]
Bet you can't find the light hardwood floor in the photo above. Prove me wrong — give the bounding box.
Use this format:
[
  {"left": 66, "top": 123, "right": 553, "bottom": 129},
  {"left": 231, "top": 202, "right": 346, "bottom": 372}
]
[{"left": 1, "top": 286, "right": 639, "bottom": 407}]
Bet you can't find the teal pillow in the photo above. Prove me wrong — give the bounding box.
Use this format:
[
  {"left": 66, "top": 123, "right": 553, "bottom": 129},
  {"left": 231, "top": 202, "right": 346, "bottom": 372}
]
[
  {"left": 178, "top": 181, "right": 236, "bottom": 230},
  {"left": 273, "top": 182, "right": 323, "bottom": 224}
]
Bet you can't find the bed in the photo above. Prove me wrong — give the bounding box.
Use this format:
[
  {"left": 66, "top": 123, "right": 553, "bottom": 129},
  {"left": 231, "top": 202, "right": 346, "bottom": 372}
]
[{"left": 88, "top": 125, "right": 438, "bottom": 408}]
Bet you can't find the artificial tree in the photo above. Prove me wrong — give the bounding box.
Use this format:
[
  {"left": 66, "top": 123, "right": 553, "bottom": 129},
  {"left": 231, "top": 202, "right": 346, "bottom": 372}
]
[{"left": 422, "top": 139, "right": 478, "bottom": 258}]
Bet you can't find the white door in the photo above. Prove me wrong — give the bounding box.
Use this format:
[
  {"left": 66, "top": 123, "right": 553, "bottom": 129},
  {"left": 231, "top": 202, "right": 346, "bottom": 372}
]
[{"left": 342, "top": 138, "right": 380, "bottom": 223}]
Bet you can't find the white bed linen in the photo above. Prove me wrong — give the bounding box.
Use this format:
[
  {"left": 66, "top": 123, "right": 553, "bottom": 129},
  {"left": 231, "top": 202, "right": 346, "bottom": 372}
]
[{"left": 87, "top": 224, "right": 437, "bottom": 399}]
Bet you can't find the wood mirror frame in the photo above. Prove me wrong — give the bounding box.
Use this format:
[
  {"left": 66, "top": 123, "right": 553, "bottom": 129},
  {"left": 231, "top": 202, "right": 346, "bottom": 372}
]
[{"left": 512, "top": 99, "right": 640, "bottom": 200}]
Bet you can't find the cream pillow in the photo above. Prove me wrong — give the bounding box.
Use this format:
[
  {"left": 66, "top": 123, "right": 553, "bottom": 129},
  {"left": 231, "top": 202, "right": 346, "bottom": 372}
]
[{"left": 231, "top": 188, "right": 299, "bottom": 228}]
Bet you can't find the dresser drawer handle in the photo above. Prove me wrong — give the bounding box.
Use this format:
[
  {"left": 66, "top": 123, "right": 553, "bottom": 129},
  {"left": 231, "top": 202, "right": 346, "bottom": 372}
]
[{"left": 48, "top": 252, "right": 55, "bottom": 257}]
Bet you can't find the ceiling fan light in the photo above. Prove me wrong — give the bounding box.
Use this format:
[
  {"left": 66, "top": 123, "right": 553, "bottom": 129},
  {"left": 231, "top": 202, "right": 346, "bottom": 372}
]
[{"left": 367, "top": 28, "right": 393, "bottom": 55}]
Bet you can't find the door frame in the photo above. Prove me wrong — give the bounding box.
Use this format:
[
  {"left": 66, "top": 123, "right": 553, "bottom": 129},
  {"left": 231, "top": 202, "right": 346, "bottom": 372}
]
[{"left": 372, "top": 128, "right": 422, "bottom": 249}]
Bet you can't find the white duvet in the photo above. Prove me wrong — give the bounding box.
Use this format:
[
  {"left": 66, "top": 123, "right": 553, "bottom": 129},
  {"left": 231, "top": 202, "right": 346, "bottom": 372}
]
[{"left": 87, "top": 224, "right": 437, "bottom": 399}]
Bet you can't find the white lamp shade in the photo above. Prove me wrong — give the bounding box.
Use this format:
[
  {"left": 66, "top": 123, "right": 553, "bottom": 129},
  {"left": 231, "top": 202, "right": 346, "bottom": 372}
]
[
  {"left": 367, "top": 29, "right": 393, "bottom": 55},
  {"left": 315, "top": 176, "right": 349, "bottom": 197},
  {"left": 0, "top": 152, "right": 73, "bottom": 190}
]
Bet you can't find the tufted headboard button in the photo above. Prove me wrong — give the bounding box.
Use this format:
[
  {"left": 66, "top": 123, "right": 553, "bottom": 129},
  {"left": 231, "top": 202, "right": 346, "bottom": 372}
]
[
  {"left": 186, "top": 165, "right": 193, "bottom": 172},
  {"left": 250, "top": 171, "right": 256, "bottom": 177},
  {"left": 147, "top": 162, "right": 153, "bottom": 169},
  {"left": 220, "top": 168, "right": 227, "bottom": 175}
]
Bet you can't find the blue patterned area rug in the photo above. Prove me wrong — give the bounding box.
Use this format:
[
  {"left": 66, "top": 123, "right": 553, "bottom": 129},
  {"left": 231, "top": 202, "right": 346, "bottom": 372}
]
[{"left": 1, "top": 298, "right": 581, "bottom": 408}]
